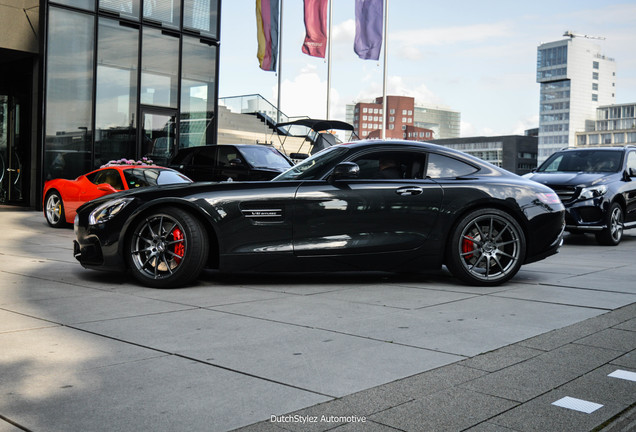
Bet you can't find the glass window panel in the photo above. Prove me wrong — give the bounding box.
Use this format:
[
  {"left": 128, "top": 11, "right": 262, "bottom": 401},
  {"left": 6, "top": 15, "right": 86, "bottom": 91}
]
[
  {"left": 141, "top": 28, "right": 179, "bottom": 108},
  {"left": 99, "top": 0, "right": 140, "bottom": 19},
  {"left": 143, "top": 0, "right": 180, "bottom": 29},
  {"left": 44, "top": 7, "right": 94, "bottom": 180},
  {"left": 184, "top": 0, "right": 218, "bottom": 37},
  {"left": 50, "top": 0, "right": 95, "bottom": 11},
  {"left": 180, "top": 37, "right": 216, "bottom": 147},
  {"left": 95, "top": 18, "right": 139, "bottom": 168}
]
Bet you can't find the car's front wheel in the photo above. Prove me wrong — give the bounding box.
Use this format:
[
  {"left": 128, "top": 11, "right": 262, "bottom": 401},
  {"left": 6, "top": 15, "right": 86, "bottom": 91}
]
[
  {"left": 126, "top": 207, "right": 209, "bottom": 288},
  {"left": 446, "top": 208, "right": 526, "bottom": 286},
  {"left": 44, "top": 191, "right": 66, "bottom": 228},
  {"left": 595, "top": 202, "right": 623, "bottom": 246}
]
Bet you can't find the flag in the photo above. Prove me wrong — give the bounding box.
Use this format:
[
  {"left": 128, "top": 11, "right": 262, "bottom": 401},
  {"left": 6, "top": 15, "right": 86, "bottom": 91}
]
[
  {"left": 354, "top": 0, "right": 383, "bottom": 61},
  {"left": 302, "top": 0, "right": 328, "bottom": 58},
  {"left": 256, "top": 0, "right": 280, "bottom": 71}
]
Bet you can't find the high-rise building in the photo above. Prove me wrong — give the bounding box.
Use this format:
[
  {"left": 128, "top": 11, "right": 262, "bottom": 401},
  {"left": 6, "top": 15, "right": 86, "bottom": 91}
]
[{"left": 536, "top": 32, "right": 616, "bottom": 164}]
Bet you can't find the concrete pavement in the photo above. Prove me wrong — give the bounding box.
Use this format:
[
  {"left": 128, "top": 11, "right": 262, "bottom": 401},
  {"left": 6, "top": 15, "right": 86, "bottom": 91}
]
[{"left": 0, "top": 207, "right": 634, "bottom": 431}]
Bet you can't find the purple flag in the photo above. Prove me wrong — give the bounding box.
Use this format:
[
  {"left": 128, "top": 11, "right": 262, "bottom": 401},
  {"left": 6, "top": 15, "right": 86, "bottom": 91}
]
[{"left": 354, "top": 0, "right": 383, "bottom": 61}]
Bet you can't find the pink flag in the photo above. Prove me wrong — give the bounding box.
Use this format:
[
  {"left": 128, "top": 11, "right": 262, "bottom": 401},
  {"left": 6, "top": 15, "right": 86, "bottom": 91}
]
[{"left": 302, "top": 0, "right": 328, "bottom": 58}]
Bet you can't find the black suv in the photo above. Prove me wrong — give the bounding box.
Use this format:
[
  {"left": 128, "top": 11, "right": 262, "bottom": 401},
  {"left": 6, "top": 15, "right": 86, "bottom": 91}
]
[
  {"left": 525, "top": 146, "right": 636, "bottom": 245},
  {"left": 169, "top": 144, "right": 293, "bottom": 182}
]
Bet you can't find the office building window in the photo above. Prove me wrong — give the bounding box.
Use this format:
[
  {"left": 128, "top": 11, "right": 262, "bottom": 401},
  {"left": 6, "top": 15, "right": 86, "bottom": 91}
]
[
  {"left": 53, "top": 0, "right": 95, "bottom": 11},
  {"left": 184, "top": 0, "right": 219, "bottom": 37},
  {"left": 592, "top": 94, "right": 598, "bottom": 101},
  {"left": 143, "top": 0, "right": 180, "bottom": 29},
  {"left": 141, "top": 27, "right": 179, "bottom": 108},
  {"left": 100, "top": 0, "right": 139, "bottom": 18},
  {"left": 44, "top": 7, "right": 95, "bottom": 179},
  {"left": 593, "top": 72, "right": 599, "bottom": 80},
  {"left": 95, "top": 17, "right": 139, "bottom": 166},
  {"left": 593, "top": 61, "right": 599, "bottom": 69},
  {"left": 180, "top": 36, "right": 217, "bottom": 147}
]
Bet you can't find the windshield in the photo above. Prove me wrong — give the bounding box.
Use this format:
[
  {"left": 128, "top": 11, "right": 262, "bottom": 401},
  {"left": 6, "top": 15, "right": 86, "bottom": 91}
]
[
  {"left": 239, "top": 146, "right": 292, "bottom": 170},
  {"left": 538, "top": 150, "right": 623, "bottom": 173},
  {"left": 273, "top": 146, "right": 348, "bottom": 181},
  {"left": 123, "top": 168, "right": 192, "bottom": 188}
]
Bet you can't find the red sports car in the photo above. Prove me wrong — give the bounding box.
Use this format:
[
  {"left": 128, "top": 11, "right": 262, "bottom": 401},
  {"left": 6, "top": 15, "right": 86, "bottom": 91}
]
[{"left": 43, "top": 164, "right": 192, "bottom": 227}]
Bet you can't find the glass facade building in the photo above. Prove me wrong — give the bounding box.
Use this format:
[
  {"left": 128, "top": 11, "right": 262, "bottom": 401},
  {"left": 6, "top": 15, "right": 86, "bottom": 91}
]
[
  {"left": 0, "top": 0, "right": 220, "bottom": 207},
  {"left": 536, "top": 35, "right": 616, "bottom": 164},
  {"left": 43, "top": 0, "right": 220, "bottom": 181}
]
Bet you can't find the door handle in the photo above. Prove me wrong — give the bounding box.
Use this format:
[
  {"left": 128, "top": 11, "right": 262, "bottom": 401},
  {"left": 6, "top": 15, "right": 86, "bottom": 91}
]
[{"left": 395, "top": 186, "right": 423, "bottom": 196}]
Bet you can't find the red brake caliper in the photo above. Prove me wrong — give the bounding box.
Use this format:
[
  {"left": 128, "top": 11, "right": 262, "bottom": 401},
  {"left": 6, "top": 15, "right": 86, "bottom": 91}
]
[
  {"left": 462, "top": 236, "right": 474, "bottom": 260},
  {"left": 172, "top": 228, "right": 184, "bottom": 264}
]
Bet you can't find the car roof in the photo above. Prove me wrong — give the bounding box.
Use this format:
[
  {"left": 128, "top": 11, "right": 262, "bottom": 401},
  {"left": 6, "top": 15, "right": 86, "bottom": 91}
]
[{"left": 557, "top": 146, "right": 631, "bottom": 152}]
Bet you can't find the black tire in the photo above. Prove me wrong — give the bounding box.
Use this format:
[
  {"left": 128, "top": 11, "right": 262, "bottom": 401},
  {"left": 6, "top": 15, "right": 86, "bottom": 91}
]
[
  {"left": 446, "top": 208, "right": 526, "bottom": 286},
  {"left": 126, "top": 207, "right": 209, "bottom": 288},
  {"left": 595, "top": 202, "right": 623, "bottom": 246},
  {"left": 44, "top": 190, "right": 67, "bottom": 228}
]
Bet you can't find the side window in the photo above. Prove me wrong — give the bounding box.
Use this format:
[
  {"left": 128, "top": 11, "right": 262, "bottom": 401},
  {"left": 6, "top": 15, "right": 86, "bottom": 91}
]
[
  {"left": 192, "top": 147, "right": 217, "bottom": 166},
  {"left": 426, "top": 153, "right": 478, "bottom": 179},
  {"left": 217, "top": 146, "right": 241, "bottom": 167},
  {"left": 627, "top": 151, "right": 636, "bottom": 173},
  {"left": 92, "top": 169, "right": 124, "bottom": 190},
  {"left": 352, "top": 151, "right": 427, "bottom": 180}
]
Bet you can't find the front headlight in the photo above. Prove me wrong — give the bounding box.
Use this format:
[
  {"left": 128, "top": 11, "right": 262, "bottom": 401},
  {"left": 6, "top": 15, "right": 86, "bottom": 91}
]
[
  {"left": 578, "top": 185, "right": 607, "bottom": 201},
  {"left": 89, "top": 197, "right": 134, "bottom": 225}
]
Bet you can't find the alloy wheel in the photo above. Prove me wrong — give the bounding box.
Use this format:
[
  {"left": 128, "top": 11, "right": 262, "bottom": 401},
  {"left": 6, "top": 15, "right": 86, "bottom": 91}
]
[{"left": 457, "top": 213, "right": 523, "bottom": 283}]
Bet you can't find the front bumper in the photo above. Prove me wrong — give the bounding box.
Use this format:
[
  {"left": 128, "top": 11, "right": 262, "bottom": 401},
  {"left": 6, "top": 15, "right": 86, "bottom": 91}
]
[
  {"left": 563, "top": 198, "right": 607, "bottom": 232},
  {"left": 73, "top": 212, "right": 127, "bottom": 272}
]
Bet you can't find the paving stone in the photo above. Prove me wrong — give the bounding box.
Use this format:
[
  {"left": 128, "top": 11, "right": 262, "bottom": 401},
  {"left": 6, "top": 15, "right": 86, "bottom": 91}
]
[
  {"left": 459, "top": 358, "right": 583, "bottom": 402},
  {"left": 574, "top": 328, "right": 636, "bottom": 352},
  {"left": 459, "top": 344, "right": 544, "bottom": 372},
  {"left": 369, "top": 388, "right": 518, "bottom": 432},
  {"left": 610, "top": 351, "right": 636, "bottom": 369}
]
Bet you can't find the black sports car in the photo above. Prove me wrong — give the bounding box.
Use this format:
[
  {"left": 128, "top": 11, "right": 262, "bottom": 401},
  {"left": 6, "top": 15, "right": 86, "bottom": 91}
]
[{"left": 73, "top": 140, "right": 565, "bottom": 288}]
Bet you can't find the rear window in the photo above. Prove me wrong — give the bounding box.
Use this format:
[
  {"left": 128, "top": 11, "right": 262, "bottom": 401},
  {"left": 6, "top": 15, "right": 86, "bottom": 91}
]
[{"left": 426, "top": 153, "right": 478, "bottom": 178}]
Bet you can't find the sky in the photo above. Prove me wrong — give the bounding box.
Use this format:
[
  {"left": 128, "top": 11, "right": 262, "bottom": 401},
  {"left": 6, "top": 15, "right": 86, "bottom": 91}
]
[{"left": 218, "top": 1, "right": 636, "bottom": 137}]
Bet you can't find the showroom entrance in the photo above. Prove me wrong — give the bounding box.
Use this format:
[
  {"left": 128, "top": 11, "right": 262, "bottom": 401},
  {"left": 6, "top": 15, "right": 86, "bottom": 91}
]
[{"left": 0, "top": 52, "right": 33, "bottom": 206}]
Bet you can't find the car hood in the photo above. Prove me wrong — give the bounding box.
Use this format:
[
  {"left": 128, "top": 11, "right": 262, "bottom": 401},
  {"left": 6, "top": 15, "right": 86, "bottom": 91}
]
[{"left": 525, "top": 172, "right": 612, "bottom": 187}]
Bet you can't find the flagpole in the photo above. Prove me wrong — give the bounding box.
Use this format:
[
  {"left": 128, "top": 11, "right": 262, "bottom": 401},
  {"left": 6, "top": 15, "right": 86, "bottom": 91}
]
[
  {"left": 326, "top": 0, "right": 333, "bottom": 120},
  {"left": 277, "top": 0, "right": 283, "bottom": 124},
  {"left": 381, "top": 0, "right": 388, "bottom": 140}
]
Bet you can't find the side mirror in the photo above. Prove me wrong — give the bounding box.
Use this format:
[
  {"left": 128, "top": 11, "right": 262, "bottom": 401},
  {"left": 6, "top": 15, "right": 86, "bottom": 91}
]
[
  {"left": 97, "top": 183, "right": 118, "bottom": 192},
  {"left": 331, "top": 162, "right": 360, "bottom": 181},
  {"left": 229, "top": 158, "right": 244, "bottom": 167}
]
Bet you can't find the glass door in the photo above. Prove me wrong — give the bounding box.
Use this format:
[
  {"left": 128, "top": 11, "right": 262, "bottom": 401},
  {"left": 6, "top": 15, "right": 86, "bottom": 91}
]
[
  {"left": 141, "top": 108, "right": 177, "bottom": 166},
  {"left": 0, "top": 95, "right": 25, "bottom": 204}
]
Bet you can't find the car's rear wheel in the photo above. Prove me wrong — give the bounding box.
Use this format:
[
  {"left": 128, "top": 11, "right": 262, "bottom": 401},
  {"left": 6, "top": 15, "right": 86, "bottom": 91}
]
[
  {"left": 595, "top": 202, "right": 623, "bottom": 246},
  {"left": 446, "top": 208, "right": 526, "bottom": 286},
  {"left": 44, "top": 191, "right": 66, "bottom": 228},
  {"left": 126, "top": 207, "right": 209, "bottom": 288}
]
